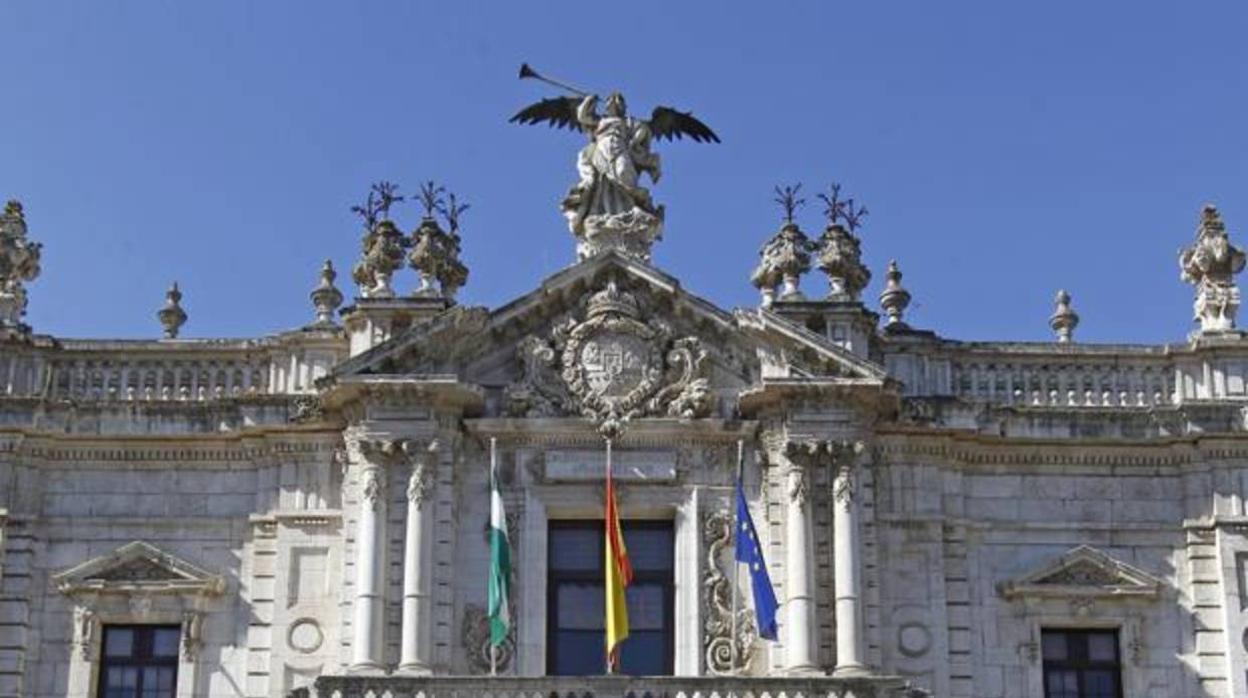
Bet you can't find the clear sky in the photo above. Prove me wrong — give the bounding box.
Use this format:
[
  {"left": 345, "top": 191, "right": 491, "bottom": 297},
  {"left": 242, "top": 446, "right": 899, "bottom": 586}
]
[{"left": 2, "top": 2, "right": 1245, "bottom": 343}]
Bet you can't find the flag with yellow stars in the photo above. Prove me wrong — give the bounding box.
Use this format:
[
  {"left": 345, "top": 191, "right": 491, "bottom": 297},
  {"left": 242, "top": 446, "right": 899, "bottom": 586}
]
[{"left": 735, "top": 475, "right": 779, "bottom": 640}]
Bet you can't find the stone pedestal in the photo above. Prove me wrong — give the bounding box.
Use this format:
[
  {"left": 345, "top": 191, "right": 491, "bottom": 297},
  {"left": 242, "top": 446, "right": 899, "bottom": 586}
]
[{"left": 341, "top": 297, "right": 448, "bottom": 357}]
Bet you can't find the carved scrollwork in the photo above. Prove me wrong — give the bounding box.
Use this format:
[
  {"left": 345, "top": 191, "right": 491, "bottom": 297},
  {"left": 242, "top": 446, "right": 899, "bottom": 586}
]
[
  {"left": 503, "top": 335, "right": 572, "bottom": 417},
  {"left": 703, "top": 509, "right": 756, "bottom": 675},
  {"left": 462, "top": 603, "right": 514, "bottom": 674}
]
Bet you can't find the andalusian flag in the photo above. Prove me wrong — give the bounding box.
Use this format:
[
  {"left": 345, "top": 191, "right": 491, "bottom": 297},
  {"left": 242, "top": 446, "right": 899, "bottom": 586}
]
[
  {"left": 487, "top": 439, "right": 511, "bottom": 650},
  {"left": 604, "top": 442, "right": 633, "bottom": 670}
]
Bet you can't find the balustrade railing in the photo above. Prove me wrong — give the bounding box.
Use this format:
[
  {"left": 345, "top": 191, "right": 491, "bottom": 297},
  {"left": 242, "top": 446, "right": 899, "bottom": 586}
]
[
  {"left": 292, "top": 675, "right": 926, "bottom": 698},
  {"left": 0, "top": 339, "right": 346, "bottom": 402},
  {"left": 949, "top": 358, "right": 1176, "bottom": 407}
]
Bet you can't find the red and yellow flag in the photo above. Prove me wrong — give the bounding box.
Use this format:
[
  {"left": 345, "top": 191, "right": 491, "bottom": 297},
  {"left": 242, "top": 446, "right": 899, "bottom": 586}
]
[{"left": 604, "top": 445, "right": 633, "bottom": 671}]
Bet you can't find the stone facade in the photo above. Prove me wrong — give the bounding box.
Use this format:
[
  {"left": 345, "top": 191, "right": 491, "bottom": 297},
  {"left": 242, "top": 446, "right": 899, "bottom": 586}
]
[{"left": 2, "top": 190, "right": 1248, "bottom": 698}]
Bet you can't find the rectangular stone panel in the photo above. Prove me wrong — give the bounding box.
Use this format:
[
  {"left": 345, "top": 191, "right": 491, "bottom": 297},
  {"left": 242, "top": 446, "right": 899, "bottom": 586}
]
[{"left": 544, "top": 450, "right": 677, "bottom": 481}]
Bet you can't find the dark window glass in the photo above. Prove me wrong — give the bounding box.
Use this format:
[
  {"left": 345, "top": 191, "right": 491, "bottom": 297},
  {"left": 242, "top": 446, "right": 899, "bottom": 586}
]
[
  {"left": 97, "top": 625, "right": 180, "bottom": 698},
  {"left": 547, "top": 520, "right": 674, "bottom": 676},
  {"left": 1041, "top": 629, "right": 1122, "bottom": 698}
]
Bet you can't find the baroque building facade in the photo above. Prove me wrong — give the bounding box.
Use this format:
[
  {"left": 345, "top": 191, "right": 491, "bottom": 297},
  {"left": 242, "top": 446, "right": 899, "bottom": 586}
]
[{"left": 3, "top": 164, "right": 1248, "bottom": 698}]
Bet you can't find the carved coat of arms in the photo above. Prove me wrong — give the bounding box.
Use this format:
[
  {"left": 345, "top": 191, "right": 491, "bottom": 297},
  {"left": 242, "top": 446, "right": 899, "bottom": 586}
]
[{"left": 505, "top": 281, "right": 712, "bottom": 435}]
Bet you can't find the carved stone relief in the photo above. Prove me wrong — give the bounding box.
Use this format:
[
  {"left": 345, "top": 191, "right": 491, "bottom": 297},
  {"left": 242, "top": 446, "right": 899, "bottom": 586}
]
[
  {"left": 462, "top": 603, "right": 515, "bottom": 674},
  {"left": 703, "top": 509, "right": 756, "bottom": 675},
  {"left": 503, "top": 280, "right": 713, "bottom": 436}
]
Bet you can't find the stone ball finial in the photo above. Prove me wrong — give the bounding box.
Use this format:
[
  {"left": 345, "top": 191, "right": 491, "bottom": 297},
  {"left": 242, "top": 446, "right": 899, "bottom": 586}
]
[
  {"left": 879, "top": 259, "right": 912, "bottom": 329},
  {"left": 1049, "top": 289, "right": 1079, "bottom": 343},
  {"left": 309, "top": 259, "right": 344, "bottom": 327},
  {"left": 158, "top": 282, "right": 188, "bottom": 339}
]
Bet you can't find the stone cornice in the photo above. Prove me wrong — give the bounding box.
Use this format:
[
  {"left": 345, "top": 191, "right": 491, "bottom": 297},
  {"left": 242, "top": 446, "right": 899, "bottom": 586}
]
[
  {"left": 463, "top": 417, "right": 758, "bottom": 448},
  {"left": 0, "top": 428, "right": 341, "bottom": 464},
  {"left": 872, "top": 429, "right": 1248, "bottom": 468}
]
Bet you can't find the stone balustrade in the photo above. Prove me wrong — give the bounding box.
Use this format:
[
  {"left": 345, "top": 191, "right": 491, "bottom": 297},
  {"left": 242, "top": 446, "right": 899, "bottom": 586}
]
[
  {"left": 291, "top": 675, "right": 926, "bottom": 698},
  {"left": 885, "top": 339, "right": 1248, "bottom": 407},
  {"left": 0, "top": 333, "right": 346, "bottom": 402}
]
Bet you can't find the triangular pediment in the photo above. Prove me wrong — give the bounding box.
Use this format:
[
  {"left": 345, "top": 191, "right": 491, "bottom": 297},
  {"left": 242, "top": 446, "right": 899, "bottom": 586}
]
[
  {"left": 332, "top": 251, "right": 886, "bottom": 384},
  {"left": 326, "top": 252, "right": 892, "bottom": 430},
  {"left": 1000, "top": 545, "right": 1163, "bottom": 600},
  {"left": 54, "top": 541, "right": 226, "bottom": 597}
]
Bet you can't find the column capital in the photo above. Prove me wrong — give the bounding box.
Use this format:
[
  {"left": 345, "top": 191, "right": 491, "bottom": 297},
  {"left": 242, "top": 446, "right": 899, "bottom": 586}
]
[{"left": 405, "top": 439, "right": 440, "bottom": 505}]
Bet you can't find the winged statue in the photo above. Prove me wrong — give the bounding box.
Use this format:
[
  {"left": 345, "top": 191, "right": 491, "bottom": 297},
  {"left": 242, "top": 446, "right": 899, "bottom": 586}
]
[{"left": 511, "top": 66, "right": 719, "bottom": 261}]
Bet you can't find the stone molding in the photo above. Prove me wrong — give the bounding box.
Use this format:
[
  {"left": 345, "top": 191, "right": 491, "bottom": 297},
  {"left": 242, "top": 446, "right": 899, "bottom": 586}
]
[
  {"left": 999, "top": 545, "right": 1164, "bottom": 601},
  {"left": 53, "top": 540, "right": 226, "bottom": 598}
]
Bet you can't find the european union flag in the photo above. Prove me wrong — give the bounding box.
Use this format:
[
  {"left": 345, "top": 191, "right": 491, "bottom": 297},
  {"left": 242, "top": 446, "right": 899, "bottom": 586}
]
[{"left": 735, "top": 476, "right": 779, "bottom": 640}]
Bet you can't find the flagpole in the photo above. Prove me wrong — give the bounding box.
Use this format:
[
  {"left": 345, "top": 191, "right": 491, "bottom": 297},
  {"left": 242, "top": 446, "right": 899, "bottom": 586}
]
[
  {"left": 490, "top": 437, "right": 498, "bottom": 678},
  {"left": 605, "top": 436, "right": 614, "bottom": 676},
  {"left": 731, "top": 439, "right": 743, "bottom": 675}
]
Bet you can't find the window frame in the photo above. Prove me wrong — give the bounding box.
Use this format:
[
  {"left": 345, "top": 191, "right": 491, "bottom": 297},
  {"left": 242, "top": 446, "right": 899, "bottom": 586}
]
[
  {"left": 545, "top": 519, "right": 675, "bottom": 676},
  {"left": 1041, "top": 628, "right": 1124, "bottom": 698},
  {"left": 96, "top": 624, "right": 181, "bottom": 698}
]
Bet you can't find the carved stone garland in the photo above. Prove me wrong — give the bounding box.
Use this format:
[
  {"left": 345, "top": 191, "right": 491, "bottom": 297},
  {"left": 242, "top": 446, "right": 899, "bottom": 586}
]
[
  {"left": 462, "top": 603, "right": 516, "bottom": 674},
  {"left": 703, "top": 509, "right": 757, "bottom": 675},
  {"left": 504, "top": 280, "right": 713, "bottom": 436}
]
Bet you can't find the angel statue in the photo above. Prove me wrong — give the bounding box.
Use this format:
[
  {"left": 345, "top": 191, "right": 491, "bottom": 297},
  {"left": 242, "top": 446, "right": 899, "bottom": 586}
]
[{"left": 511, "top": 64, "right": 719, "bottom": 261}]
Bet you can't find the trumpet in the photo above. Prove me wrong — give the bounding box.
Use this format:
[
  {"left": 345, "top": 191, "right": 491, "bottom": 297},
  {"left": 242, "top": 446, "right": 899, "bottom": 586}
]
[{"left": 518, "top": 63, "right": 590, "bottom": 98}]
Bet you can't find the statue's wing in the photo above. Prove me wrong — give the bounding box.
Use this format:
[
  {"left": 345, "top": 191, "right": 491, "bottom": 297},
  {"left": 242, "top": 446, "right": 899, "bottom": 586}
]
[
  {"left": 509, "top": 97, "right": 583, "bottom": 131},
  {"left": 648, "top": 106, "right": 721, "bottom": 143}
]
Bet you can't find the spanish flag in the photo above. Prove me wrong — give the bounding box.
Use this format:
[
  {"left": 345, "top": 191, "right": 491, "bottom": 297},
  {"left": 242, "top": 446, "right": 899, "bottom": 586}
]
[{"left": 604, "top": 442, "right": 633, "bottom": 671}]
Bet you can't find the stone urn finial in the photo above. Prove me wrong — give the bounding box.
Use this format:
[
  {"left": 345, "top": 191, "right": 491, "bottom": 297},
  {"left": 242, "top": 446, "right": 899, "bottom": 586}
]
[
  {"left": 751, "top": 221, "right": 816, "bottom": 307},
  {"left": 1180, "top": 203, "right": 1246, "bottom": 333},
  {"left": 158, "top": 282, "right": 187, "bottom": 339},
  {"left": 309, "top": 259, "right": 344, "bottom": 327},
  {"left": 408, "top": 184, "right": 469, "bottom": 301},
  {"left": 816, "top": 223, "right": 870, "bottom": 302},
  {"left": 0, "top": 199, "right": 42, "bottom": 331},
  {"left": 1049, "top": 289, "right": 1079, "bottom": 343},
  {"left": 879, "top": 259, "right": 912, "bottom": 329}
]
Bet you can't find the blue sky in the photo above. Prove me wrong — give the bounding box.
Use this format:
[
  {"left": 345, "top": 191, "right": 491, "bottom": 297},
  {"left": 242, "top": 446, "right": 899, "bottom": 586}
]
[{"left": 2, "top": 2, "right": 1245, "bottom": 342}]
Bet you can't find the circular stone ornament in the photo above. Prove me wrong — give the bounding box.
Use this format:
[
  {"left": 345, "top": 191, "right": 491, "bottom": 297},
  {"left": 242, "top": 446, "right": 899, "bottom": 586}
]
[
  {"left": 288, "top": 618, "right": 324, "bottom": 654},
  {"left": 897, "top": 621, "right": 932, "bottom": 658}
]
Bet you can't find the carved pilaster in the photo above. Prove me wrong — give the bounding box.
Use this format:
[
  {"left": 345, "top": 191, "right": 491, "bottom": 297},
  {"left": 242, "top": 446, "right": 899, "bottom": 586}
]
[{"left": 73, "top": 606, "right": 98, "bottom": 662}]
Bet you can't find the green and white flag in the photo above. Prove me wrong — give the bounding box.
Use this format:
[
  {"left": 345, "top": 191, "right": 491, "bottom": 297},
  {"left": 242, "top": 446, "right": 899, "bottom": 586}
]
[{"left": 487, "top": 439, "right": 511, "bottom": 649}]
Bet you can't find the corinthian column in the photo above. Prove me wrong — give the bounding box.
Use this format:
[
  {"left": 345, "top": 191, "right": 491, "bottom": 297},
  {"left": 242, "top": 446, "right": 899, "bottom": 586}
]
[
  {"left": 783, "top": 445, "right": 818, "bottom": 674},
  {"left": 399, "top": 441, "right": 438, "bottom": 673},
  {"left": 831, "top": 441, "right": 868, "bottom": 676},
  {"left": 350, "top": 438, "right": 404, "bottom": 672}
]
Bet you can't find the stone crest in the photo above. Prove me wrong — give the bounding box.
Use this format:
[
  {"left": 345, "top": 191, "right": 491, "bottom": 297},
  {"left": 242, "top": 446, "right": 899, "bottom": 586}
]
[{"left": 505, "top": 280, "right": 712, "bottom": 436}]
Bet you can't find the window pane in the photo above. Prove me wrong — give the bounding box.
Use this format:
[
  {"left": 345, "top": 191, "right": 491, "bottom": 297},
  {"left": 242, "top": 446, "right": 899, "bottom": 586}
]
[
  {"left": 556, "top": 582, "right": 604, "bottom": 630},
  {"left": 1087, "top": 632, "right": 1117, "bottom": 662},
  {"left": 1045, "top": 669, "right": 1078, "bottom": 698},
  {"left": 550, "top": 527, "right": 600, "bottom": 571},
  {"left": 552, "top": 630, "right": 603, "bottom": 675},
  {"left": 151, "top": 628, "right": 181, "bottom": 658},
  {"left": 623, "top": 527, "right": 673, "bottom": 571},
  {"left": 105, "top": 628, "right": 135, "bottom": 658},
  {"left": 1085, "top": 669, "right": 1117, "bottom": 698},
  {"left": 626, "top": 584, "right": 666, "bottom": 631},
  {"left": 1041, "top": 632, "right": 1067, "bottom": 660},
  {"left": 619, "top": 629, "right": 667, "bottom": 676}
]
